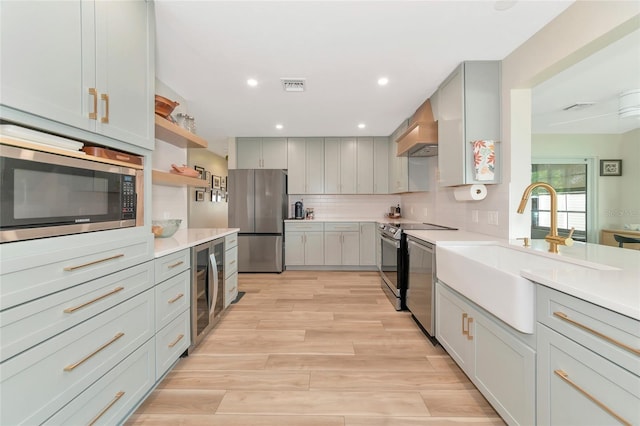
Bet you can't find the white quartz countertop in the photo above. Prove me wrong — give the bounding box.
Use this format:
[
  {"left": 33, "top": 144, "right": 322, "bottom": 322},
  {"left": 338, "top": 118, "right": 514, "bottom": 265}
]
[
  {"left": 285, "top": 217, "right": 392, "bottom": 223},
  {"left": 154, "top": 228, "right": 240, "bottom": 258},
  {"left": 405, "top": 230, "right": 640, "bottom": 320}
]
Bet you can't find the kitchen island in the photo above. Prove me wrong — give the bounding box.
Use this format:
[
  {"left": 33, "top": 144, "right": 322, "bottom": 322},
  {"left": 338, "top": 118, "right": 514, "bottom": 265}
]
[
  {"left": 154, "top": 228, "right": 240, "bottom": 257},
  {"left": 404, "top": 230, "right": 639, "bottom": 425}
]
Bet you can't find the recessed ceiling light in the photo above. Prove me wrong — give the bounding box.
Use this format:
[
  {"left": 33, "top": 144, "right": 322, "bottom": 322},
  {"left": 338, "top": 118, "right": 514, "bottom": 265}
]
[
  {"left": 377, "top": 77, "right": 389, "bottom": 86},
  {"left": 247, "top": 78, "right": 258, "bottom": 87},
  {"left": 494, "top": 0, "right": 517, "bottom": 11},
  {"left": 275, "top": 124, "right": 283, "bottom": 130},
  {"left": 358, "top": 123, "right": 366, "bottom": 129}
]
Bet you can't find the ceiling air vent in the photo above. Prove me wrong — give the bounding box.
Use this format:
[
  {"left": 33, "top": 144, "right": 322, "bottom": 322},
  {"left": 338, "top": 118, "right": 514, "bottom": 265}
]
[
  {"left": 562, "top": 102, "right": 595, "bottom": 111},
  {"left": 281, "top": 78, "right": 306, "bottom": 92}
]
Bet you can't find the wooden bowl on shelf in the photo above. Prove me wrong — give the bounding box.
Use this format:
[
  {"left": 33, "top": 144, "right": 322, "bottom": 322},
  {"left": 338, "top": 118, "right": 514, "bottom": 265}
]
[{"left": 155, "top": 95, "right": 179, "bottom": 118}]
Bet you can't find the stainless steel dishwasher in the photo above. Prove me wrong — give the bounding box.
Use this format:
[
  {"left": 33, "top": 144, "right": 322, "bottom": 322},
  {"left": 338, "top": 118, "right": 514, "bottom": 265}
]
[{"left": 406, "top": 236, "right": 436, "bottom": 341}]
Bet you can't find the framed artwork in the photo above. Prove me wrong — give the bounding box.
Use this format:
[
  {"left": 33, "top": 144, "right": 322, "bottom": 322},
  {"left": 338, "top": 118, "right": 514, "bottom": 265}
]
[
  {"left": 195, "top": 189, "right": 205, "bottom": 201},
  {"left": 204, "top": 170, "right": 211, "bottom": 182},
  {"left": 221, "top": 176, "right": 227, "bottom": 188},
  {"left": 212, "top": 175, "right": 222, "bottom": 189},
  {"left": 600, "top": 159, "right": 622, "bottom": 176},
  {"left": 193, "top": 165, "right": 205, "bottom": 179}
]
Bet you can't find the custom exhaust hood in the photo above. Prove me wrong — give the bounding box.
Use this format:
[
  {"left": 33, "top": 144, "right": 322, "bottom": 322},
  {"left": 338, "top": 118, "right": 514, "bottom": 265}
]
[{"left": 395, "top": 98, "right": 438, "bottom": 157}]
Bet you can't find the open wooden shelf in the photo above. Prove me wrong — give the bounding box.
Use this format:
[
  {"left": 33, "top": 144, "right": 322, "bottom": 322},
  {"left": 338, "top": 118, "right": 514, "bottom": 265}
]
[
  {"left": 152, "top": 170, "right": 210, "bottom": 188},
  {"left": 155, "top": 115, "right": 208, "bottom": 149}
]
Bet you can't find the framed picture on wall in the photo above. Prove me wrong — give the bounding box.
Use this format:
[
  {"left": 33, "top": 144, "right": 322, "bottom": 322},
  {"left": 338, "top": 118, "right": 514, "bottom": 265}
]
[
  {"left": 600, "top": 159, "right": 622, "bottom": 176},
  {"left": 221, "top": 176, "right": 227, "bottom": 188},
  {"left": 193, "top": 165, "right": 205, "bottom": 179},
  {"left": 195, "top": 189, "right": 205, "bottom": 202},
  {"left": 204, "top": 170, "right": 211, "bottom": 182},
  {"left": 212, "top": 175, "right": 221, "bottom": 189}
]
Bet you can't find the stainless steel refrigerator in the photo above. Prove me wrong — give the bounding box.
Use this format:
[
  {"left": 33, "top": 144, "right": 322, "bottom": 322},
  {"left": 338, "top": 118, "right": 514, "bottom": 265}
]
[{"left": 228, "top": 169, "right": 287, "bottom": 272}]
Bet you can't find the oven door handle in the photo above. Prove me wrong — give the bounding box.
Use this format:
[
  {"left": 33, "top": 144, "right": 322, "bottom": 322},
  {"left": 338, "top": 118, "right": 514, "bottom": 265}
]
[{"left": 379, "top": 233, "right": 400, "bottom": 248}]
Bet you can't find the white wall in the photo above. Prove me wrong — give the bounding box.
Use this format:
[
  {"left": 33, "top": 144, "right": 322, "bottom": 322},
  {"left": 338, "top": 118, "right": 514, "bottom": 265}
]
[
  {"left": 289, "top": 194, "right": 400, "bottom": 220},
  {"left": 187, "top": 149, "right": 228, "bottom": 228},
  {"left": 619, "top": 129, "right": 640, "bottom": 228}
]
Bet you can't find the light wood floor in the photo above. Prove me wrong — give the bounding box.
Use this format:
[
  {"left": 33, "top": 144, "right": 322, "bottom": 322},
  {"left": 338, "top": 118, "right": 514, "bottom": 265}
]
[{"left": 127, "top": 271, "right": 505, "bottom": 425}]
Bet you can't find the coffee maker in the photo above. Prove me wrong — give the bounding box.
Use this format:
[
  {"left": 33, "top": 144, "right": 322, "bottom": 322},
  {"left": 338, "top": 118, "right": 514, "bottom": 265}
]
[{"left": 294, "top": 201, "right": 304, "bottom": 219}]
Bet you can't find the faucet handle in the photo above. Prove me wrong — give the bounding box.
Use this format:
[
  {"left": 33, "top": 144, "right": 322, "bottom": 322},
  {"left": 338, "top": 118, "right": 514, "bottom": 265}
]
[
  {"left": 516, "top": 237, "right": 530, "bottom": 247},
  {"left": 567, "top": 227, "right": 575, "bottom": 239}
]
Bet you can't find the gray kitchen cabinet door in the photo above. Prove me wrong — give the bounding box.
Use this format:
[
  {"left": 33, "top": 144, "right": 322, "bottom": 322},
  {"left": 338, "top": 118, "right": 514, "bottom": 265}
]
[
  {"left": 94, "top": 0, "right": 154, "bottom": 149},
  {"left": 237, "top": 138, "right": 262, "bottom": 169},
  {"left": 0, "top": 1, "right": 89, "bottom": 131},
  {"left": 324, "top": 138, "right": 341, "bottom": 194},
  {"left": 356, "top": 137, "right": 374, "bottom": 194},
  {"left": 304, "top": 232, "right": 325, "bottom": 265},
  {"left": 287, "top": 138, "right": 306, "bottom": 194},
  {"left": 359, "top": 223, "right": 376, "bottom": 265},
  {"left": 340, "top": 138, "right": 357, "bottom": 194},
  {"left": 373, "top": 137, "right": 389, "bottom": 194},
  {"left": 324, "top": 232, "right": 343, "bottom": 265},
  {"left": 261, "top": 138, "right": 288, "bottom": 169},
  {"left": 285, "top": 232, "right": 305, "bottom": 265},
  {"left": 306, "top": 139, "right": 325, "bottom": 194},
  {"left": 341, "top": 231, "right": 360, "bottom": 265}
]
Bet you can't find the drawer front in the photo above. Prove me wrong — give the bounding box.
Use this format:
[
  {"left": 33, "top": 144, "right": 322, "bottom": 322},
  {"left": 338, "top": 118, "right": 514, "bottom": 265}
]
[
  {"left": 225, "top": 232, "right": 238, "bottom": 249},
  {"left": 154, "top": 249, "right": 190, "bottom": 284},
  {"left": 537, "top": 324, "right": 640, "bottom": 426},
  {"left": 0, "top": 231, "right": 153, "bottom": 310},
  {"left": 225, "top": 245, "right": 238, "bottom": 277},
  {"left": 155, "top": 310, "right": 190, "bottom": 379},
  {"left": 225, "top": 272, "right": 238, "bottom": 308},
  {"left": 324, "top": 222, "right": 359, "bottom": 232},
  {"left": 0, "top": 290, "right": 155, "bottom": 426},
  {"left": 285, "top": 222, "right": 324, "bottom": 232},
  {"left": 1, "top": 261, "right": 154, "bottom": 361},
  {"left": 44, "top": 338, "right": 155, "bottom": 426},
  {"left": 537, "top": 286, "right": 640, "bottom": 375},
  {"left": 155, "top": 270, "right": 190, "bottom": 331}
]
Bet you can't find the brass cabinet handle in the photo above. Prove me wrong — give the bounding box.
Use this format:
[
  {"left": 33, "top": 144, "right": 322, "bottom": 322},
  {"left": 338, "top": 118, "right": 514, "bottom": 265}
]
[
  {"left": 63, "top": 286, "right": 125, "bottom": 313},
  {"left": 462, "top": 313, "right": 469, "bottom": 336},
  {"left": 100, "top": 93, "right": 109, "bottom": 123},
  {"left": 467, "top": 317, "right": 474, "bottom": 340},
  {"left": 553, "top": 311, "right": 640, "bottom": 356},
  {"left": 229, "top": 239, "right": 236, "bottom": 245},
  {"left": 87, "top": 391, "right": 125, "bottom": 426},
  {"left": 168, "top": 293, "right": 184, "bottom": 304},
  {"left": 63, "top": 332, "right": 124, "bottom": 372},
  {"left": 230, "top": 260, "right": 236, "bottom": 265},
  {"left": 88, "top": 88, "right": 98, "bottom": 120},
  {"left": 554, "top": 370, "right": 631, "bottom": 426},
  {"left": 63, "top": 253, "right": 124, "bottom": 272},
  {"left": 167, "top": 260, "right": 184, "bottom": 269},
  {"left": 168, "top": 333, "right": 184, "bottom": 348}
]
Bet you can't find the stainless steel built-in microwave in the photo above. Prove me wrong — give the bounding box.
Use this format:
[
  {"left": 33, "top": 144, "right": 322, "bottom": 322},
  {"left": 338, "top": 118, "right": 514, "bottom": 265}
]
[{"left": 0, "top": 144, "right": 143, "bottom": 243}]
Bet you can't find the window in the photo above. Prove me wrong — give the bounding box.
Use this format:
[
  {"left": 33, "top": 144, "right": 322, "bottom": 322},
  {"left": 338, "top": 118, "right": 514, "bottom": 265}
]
[{"left": 530, "top": 164, "right": 587, "bottom": 242}]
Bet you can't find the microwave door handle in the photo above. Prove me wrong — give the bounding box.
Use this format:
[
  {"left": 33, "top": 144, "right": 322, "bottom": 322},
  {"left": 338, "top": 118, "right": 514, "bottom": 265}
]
[{"left": 209, "top": 252, "right": 218, "bottom": 311}]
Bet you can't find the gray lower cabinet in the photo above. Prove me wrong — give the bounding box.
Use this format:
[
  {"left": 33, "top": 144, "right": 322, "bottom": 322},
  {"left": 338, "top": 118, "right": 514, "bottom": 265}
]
[
  {"left": 436, "top": 282, "right": 535, "bottom": 426},
  {"left": 285, "top": 222, "right": 325, "bottom": 266},
  {"left": 536, "top": 286, "right": 640, "bottom": 426}
]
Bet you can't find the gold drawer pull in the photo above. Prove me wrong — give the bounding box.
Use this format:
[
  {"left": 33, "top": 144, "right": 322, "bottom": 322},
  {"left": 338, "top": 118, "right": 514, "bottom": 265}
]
[
  {"left": 554, "top": 370, "right": 631, "bottom": 426},
  {"left": 64, "top": 332, "right": 124, "bottom": 372},
  {"left": 553, "top": 312, "right": 640, "bottom": 356},
  {"left": 64, "top": 254, "right": 124, "bottom": 271},
  {"left": 87, "top": 391, "right": 125, "bottom": 426},
  {"left": 168, "top": 293, "right": 184, "bottom": 304},
  {"left": 229, "top": 260, "right": 236, "bottom": 265},
  {"left": 467, "top": 317, "right": 474, "bottom": 340},
  {"left": 228, "top": 239, "right": 236, "bottom": 245},
  {"left": 88, "top": 88, "right": 98, "bottom": 120},
  {"left": 168, "top": 260, "right": 184, "bottom": 269},
  {"left": 168, "top": 333, "right": 184, "bottom": 348},
  {"left": 462, "top": 313, "right": 469, "bottom": 335},
  {"left": 64, "top": 287, "right": 125, "bottom": 313},
  {"left": 100, "top": 93, "right": 109, "bottom": 123}
]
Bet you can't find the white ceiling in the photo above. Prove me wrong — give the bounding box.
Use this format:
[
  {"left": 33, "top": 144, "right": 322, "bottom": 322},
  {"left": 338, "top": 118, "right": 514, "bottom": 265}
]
[
  {"left": 532, "top": 28, "right": 640, "bottom": 135},
  {"left": 154, "top": 0, "right": 574, "bottom": 155}
]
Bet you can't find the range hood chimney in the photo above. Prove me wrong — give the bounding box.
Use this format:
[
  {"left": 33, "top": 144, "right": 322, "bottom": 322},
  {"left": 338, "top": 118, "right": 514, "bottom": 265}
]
[{"left": 395, "top": 98, "right": 438, "bottom": 157}]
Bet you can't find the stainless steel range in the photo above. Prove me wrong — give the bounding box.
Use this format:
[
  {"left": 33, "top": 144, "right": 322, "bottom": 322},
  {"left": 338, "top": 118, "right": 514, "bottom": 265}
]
[{"left": 378, "top": 222, "right": 457, "bottom": 311}]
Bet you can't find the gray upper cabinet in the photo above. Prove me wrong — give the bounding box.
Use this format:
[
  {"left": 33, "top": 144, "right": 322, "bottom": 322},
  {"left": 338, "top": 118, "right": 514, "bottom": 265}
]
[
  {"left": 0, "top": 1, "right": 154, "bottom": 150},
  {"left": 237, "top": 137, "right": 288, "bottom": 169},
  {"left": 324, "top": 137, "right": 357, "bottom": 194},
  {"left": 437, "top": 61, "right": 501, "bottom": 186},
  {"left": 287, "top": 138, "right": 324, "bottom": 194},
  {"left": 356, "top": 137, "right": 374, "bottom": 194},
  {"left": 373, "top": 137, "right": 389, "bottom": 194},
  {"left": 389, "top": 121, "right": 409, "bottom": 193}
]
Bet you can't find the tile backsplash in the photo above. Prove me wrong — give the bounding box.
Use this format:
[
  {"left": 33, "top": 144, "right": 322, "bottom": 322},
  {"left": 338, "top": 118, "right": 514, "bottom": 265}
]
[{"left": 288, "top": 194, "right": 401, "bottom": 220}]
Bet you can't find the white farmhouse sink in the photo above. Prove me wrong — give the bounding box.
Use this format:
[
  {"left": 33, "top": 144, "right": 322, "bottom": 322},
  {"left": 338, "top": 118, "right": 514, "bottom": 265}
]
[{"left": 436, "top": 244, "right": 616, "bottom": 334}]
